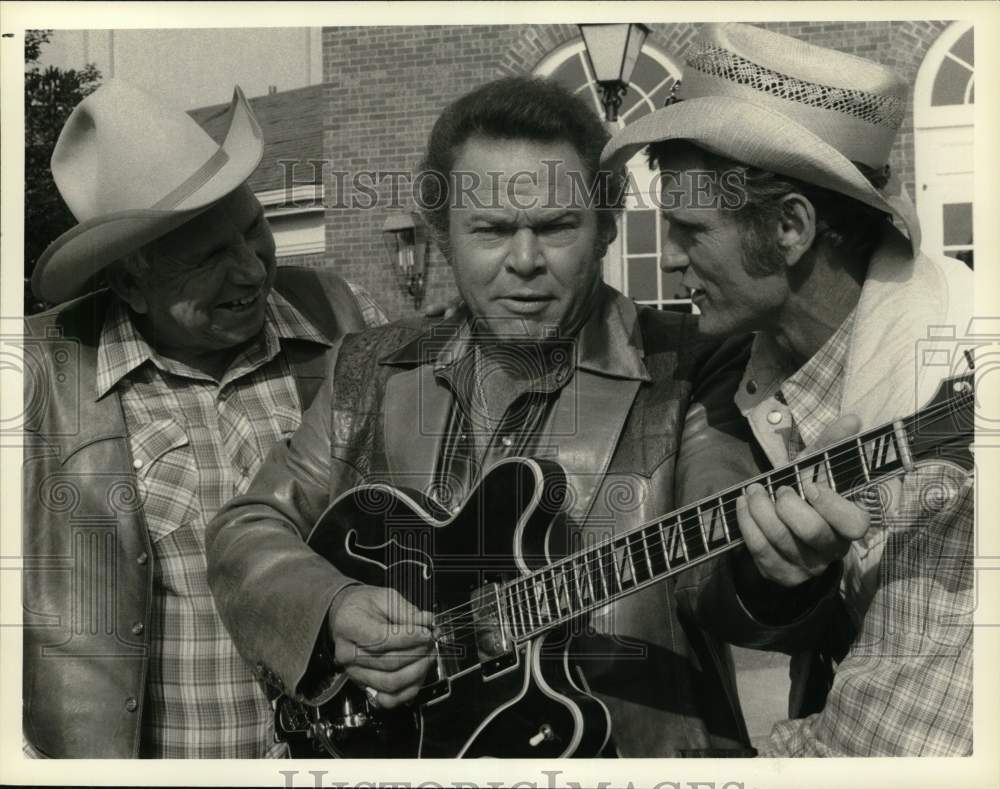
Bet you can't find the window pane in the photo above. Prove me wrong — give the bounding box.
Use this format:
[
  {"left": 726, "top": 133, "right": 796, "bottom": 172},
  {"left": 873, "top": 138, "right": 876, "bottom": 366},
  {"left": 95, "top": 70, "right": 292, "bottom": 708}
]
[
  {"left": 660, "top": 267, "right": 689, "bottom": 301},
  {"left": 626, "top": 210, "right": 657, "bottom": 255},
  {"left": 627, "top": 256, "right": 659, "bottom": 300},
  {"left": 647, "top": 76, "right": 677, "bottom": 108},
  {"left": 952, "top": 27, "right": 974, "bottom": 67},
  {"left": 943, "top": 202, "right": 973, "bottom": 246},
  {"left": 944, "top": 248, "right": 974, "bottom": 270},
  {"left": 629, "top": 52, "right": 670, "bottom": 95},
  {"left": 932, "top": 57, "right": 973, "bottom": 106},
  {"left": 549, "top": 53, "right": 588, "bottom": 95},
  {"left": 618, "top": 83, "right": 646, "bottom": 119}
]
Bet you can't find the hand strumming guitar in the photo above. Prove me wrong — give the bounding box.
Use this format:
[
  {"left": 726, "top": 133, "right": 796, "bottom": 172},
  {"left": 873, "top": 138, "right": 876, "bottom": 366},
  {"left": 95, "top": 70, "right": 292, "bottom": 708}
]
[{"left": 327, "top": 585, "right": 436, "bottom": 708}]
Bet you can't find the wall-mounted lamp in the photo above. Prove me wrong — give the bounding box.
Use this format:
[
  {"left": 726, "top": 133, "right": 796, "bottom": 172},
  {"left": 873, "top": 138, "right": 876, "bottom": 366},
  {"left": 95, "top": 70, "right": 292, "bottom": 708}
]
[
  {"left": 578, "top": 23, "right": 651, "bottom": 122},
  {"left": 381, "top": 213, "right": 427, "bottom": 309}
]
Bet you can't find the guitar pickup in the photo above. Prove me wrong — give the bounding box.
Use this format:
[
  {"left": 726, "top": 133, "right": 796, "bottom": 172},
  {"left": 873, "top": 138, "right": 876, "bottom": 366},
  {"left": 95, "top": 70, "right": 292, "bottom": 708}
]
[{"left": 471, "top": 583, "right": 516, "bottom": 677}]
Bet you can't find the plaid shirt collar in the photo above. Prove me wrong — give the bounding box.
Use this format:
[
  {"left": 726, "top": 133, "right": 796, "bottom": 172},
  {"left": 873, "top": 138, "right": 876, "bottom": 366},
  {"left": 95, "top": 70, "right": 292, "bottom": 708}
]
[{"left": 95, "top": 289, "right": 332, "bottom": 399}]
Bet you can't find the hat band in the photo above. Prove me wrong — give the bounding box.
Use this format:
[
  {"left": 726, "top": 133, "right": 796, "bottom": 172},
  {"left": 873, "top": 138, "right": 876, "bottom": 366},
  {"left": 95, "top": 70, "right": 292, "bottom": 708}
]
[
  {"left": 686, "top": 44, "right": 905, "bottom": 129},
  {"left": 152, "top": 146, "right": 231, "bottom": 210},
  {"left": 679, "top": 69, "right": 898, "bottom": 168}
]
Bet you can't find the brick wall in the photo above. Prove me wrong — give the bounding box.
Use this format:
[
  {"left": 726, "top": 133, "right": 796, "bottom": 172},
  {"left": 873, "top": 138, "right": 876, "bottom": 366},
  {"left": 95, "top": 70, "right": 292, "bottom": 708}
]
[{"left": 322, "top": 21, "right": 951, "bottom": 321}]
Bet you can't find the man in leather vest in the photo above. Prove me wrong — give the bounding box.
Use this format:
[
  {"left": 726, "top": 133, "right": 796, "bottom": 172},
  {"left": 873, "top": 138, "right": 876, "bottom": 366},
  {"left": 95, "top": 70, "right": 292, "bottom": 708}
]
[
  {"left": 207, "top": 76, "right": 858, "bottom": 757},
  {"left": 22, "top": 80, "right": 385, "bottom": 758}
]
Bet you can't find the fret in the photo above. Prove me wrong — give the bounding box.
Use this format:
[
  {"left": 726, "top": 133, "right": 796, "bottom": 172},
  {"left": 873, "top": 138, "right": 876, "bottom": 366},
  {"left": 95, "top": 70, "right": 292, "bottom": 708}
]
[
  {"left": 583, "top": 556, "right": 597, "bottom": 604},
  {"left": 611, "top": 544, "right": 624, "bottom": 591},
  {"left": 506, "top": 584, "right": 522, "bottom": 640},
  {"left": 641, "top": 531, "right": 654, "bottom": 578},
  {"left": 673, "top": 515, "right": 690, "bottom": 563},
  {"left": 624, "top": 538, "right": 638, "bottom": 584},
  {"left": 681, "top": 509, "right": 707, "bottom": 559},
  {"left": 764, "top": 476, "right": 776, "bottom": 501},
  {"left": 822, "top": 452, "right": 837, "bottom": 493},
  {"left": 517, "top": 581, "right": 534, "bottom": 632},
  {"left": 644, "top": 526, "right": 667, "bottom": 576},
  {"left": 552, "top": 564, "right": 573, "bottom": 615},
  {"left": 695, "top": 504, "right": 711, "bottom": 552},
  {"left": 793, "top": 463, "right": 806, "bottom": 498},
  {"left": 595, "top": 547, "right": 610, "bottom": 599},
  {"left": 856, "top": 438, "right": 871, "bottom": 482},
  {"left": 533, "top": 575, "right": 551, "bottom": 622},
  {"left": 558, "top": 564, "right": 576, "bottom": 612},
  {"left": 543, "top": 568, "right": 561, "bottom": 621},
  {"left": 893, "top": 420, "right": 915, "bottom": 472},
  {"left": 658, "top": 521, "right": 672, "bottom": 570},
  {"left": 571, "top": 557, "right": 585, "bottom": 606},
  {"left": 718, "top": 499, "right": 732, "bottom": 542}
]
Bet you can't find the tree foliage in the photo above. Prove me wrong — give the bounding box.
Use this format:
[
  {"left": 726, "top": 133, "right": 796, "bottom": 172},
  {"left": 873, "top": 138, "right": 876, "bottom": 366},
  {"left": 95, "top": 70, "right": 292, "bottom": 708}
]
[{"left": 24, "top": 30, "right": 101, "bottom": 312}]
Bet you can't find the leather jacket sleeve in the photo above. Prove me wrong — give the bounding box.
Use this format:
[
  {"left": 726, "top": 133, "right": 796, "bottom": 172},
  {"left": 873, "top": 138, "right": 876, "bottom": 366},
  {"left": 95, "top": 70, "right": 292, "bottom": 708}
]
[
  {"left": 206, "top": 364, "right": 360, "bottom": 703},
  {"left": 673, "top": 336, "right": 843, "bottom": 654}
]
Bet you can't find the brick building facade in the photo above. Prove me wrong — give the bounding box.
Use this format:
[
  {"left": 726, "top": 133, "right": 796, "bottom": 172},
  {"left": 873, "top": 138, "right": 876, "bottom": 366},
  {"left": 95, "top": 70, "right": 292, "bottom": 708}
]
[{"left": 197, "top": 21, "right": 975, "bottom": 322}]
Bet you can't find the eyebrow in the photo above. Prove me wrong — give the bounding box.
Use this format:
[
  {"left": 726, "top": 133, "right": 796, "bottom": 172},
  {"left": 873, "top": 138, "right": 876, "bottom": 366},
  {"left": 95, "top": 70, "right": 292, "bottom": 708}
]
[{"left": 466, "top": 209, "right": 582, "bottom": 224}]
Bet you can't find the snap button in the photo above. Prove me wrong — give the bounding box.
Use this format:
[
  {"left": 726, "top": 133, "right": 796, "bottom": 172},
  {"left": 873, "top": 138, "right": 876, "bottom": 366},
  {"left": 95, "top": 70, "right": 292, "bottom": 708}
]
[
  {"left": 746, "top": 380, "right": 758, "bottom": 395},
  {"left": 136, "top": 552, "right": 148, "bottom": 565},
  {"left": 132, "top": 458, "right": 143, "bottom": 470},
  {"left": 501, "top": 435, "right": 514, "bottom": 448},
  {"left": 767, "top": 410, "right": 783, "bottom": 425},
  {"left": 131, "top": 621, "right": 144, "bottom": 636},
  {"left": 125, "top": 696, "right": 138, "bottom": 712}
]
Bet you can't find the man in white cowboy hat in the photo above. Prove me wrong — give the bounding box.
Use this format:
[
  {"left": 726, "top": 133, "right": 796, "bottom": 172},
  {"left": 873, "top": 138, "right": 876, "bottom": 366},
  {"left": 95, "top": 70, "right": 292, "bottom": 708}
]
[
  {"left": 22, "top": 79, "right": 388, "bottom": 758},
  {"left": 605, "top": 23, "right": 974, "bottom": 756}
]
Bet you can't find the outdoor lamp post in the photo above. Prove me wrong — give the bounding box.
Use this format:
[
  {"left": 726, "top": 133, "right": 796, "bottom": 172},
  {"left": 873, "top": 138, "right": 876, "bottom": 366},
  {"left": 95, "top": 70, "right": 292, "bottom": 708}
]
[
  {"left": 382, "top": 212, "right": 427, "bottom": 309},
  {"left": 578, "top": 23, "right": 650, "bottom": 122}
]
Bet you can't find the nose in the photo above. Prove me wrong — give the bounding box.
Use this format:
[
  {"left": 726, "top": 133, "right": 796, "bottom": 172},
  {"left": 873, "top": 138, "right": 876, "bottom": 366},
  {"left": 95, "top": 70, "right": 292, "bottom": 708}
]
[
  {"left": 226, "top": 239, "right": 267, "bottom": 286},
  {"left": 505, "top": 228, "right": 544, "bottom": 276},
  {"left": 660, "top": 231, "right": 690, "bottom": 273}
]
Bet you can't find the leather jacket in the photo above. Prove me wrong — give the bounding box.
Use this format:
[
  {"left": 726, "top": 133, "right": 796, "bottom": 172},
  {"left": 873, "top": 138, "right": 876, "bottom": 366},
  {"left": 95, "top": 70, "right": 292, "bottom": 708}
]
[
  {"left": 22, "top": 267, "right": 366, "bottom": 758},
  {"left": 207, "top": 286, "right": 819, "bottom": 756}
]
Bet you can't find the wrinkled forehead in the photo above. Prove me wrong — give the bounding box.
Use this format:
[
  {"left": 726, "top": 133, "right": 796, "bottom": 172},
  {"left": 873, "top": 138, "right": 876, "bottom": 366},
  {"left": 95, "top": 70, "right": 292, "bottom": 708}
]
[{"left": 450, "top": 136, "right": 595, "bottom": 212}]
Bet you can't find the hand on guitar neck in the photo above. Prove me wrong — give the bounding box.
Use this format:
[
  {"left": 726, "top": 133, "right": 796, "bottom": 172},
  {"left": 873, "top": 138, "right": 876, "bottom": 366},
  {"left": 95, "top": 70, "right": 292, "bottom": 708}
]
[
  {"left": 734, "top": 413, "right": 873, "bottom": 589},
  {"left": 328, "top": 585, "right": 436, "bottom": 709}
]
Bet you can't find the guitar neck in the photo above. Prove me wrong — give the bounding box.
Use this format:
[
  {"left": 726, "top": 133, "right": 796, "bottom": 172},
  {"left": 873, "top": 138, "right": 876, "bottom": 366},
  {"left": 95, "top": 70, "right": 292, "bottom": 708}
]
[{"left": 500, "top": 402, "right": 956, "bottom": 643}]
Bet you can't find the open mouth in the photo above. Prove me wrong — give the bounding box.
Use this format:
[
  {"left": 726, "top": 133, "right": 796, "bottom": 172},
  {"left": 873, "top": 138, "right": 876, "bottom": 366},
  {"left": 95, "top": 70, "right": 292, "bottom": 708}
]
[{"left": 217, "top": 292, "right": 260, "bottom": 312}]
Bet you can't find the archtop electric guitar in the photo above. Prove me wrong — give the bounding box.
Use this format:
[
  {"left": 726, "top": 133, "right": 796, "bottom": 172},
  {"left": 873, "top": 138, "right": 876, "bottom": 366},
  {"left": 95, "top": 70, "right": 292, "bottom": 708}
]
[{"left": 276, "top": 370, "right": 975, "bottom": 758}]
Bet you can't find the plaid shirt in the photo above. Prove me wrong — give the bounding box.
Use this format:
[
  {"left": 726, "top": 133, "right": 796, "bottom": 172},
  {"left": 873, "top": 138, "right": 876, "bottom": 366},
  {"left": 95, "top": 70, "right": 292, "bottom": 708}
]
[
  {"left": 745, "top": 311, "right": 974, "bottom": 756},
  {"left": 94, "top": 283, "right": 385, "bottom": 759}
]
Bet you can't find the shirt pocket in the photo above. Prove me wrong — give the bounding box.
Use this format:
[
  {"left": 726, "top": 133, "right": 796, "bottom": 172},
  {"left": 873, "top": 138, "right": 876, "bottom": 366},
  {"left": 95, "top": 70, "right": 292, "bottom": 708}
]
[{"left": 130, "top": 419, "right": 199, "bottom": 543}]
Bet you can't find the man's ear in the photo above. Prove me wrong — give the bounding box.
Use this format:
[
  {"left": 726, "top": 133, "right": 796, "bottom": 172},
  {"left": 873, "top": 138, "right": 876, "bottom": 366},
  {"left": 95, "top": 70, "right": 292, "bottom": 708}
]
[
  {"left": 105, "top": 261, "right": 149, "bottom": 314},
  {"left": 776, "top": 193, "right": 816, "bottom": 267}
]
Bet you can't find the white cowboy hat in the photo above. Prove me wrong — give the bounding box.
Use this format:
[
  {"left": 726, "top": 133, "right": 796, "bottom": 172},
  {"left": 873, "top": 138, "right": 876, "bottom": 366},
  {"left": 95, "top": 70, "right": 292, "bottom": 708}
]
[
  {"left": 32, "top": 79, "right": 264, "bottom": 304},
  {"left": 602, "top": 23, "right": 921, "bottom": 251}
]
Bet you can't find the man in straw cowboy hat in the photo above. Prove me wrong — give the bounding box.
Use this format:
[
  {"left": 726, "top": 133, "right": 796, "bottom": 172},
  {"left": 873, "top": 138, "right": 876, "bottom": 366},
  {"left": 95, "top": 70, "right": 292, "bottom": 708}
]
[
  {"left": 605, "top": 23, "right": 974, "bottom": 756},
  {"left": 22, "top": 79, "right": 388, "bottom": 758}
]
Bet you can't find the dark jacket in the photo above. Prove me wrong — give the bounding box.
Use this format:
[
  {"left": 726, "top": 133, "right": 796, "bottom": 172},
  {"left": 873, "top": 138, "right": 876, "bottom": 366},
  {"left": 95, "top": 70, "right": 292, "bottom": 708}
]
[
  {"left": 22, "top": 267, "right": 366, "bottom": 758},
  {"left": 207, "top": 286, "right": 796, "bottom": 756}
]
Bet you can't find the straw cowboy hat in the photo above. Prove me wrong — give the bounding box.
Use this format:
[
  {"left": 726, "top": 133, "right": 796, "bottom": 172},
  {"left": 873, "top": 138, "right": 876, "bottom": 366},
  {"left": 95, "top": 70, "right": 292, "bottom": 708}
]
[
  {"left": 602, "top": 23, "right": 921, "bottom": 251},
  {"left": 32, "top": 79, "right": 264, "bottom": 304}
]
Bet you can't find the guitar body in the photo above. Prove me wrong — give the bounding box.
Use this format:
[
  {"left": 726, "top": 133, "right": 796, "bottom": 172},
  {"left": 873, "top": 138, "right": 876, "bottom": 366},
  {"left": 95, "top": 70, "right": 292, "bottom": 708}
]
[{"left": 298, "top": 457, "right": 611, "bottom": 758}]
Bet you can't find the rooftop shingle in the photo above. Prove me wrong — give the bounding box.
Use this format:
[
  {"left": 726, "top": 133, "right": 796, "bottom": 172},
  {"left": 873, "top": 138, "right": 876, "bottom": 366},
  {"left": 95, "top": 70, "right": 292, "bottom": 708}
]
[{"left": 188, "top": 83, "right": 324, "bottom": 195}]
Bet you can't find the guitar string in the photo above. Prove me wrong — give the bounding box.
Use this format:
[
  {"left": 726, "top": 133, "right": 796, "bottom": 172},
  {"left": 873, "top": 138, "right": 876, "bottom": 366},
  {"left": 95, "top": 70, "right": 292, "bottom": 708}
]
[
  {"left": 428, "top": 391, "right": 974, "bottom": 642},
  {"left": 421, "top": 391, "right": 973, "bottom": 644}
]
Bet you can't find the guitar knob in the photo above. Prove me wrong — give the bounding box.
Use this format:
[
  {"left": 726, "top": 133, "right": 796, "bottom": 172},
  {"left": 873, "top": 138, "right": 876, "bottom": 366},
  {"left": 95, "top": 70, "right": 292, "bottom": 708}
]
[{"left": 528, "top": 723, "right": 554, "bottom": 747}]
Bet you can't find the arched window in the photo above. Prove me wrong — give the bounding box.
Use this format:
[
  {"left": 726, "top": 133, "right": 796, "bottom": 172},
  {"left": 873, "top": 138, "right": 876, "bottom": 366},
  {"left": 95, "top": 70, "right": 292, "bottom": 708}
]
[
  {"left": 914, "top": 23, "right": 974, "bottom": 268},
  {"left": 534, "top": 40, "right": 693, "bottom": 311}
]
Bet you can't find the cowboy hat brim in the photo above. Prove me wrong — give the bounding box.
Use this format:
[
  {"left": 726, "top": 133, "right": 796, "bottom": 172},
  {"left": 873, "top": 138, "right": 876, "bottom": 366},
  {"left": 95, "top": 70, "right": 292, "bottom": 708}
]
[
  {"left": 602, "top": 96, "right": 920, "bottom": 252},
  {"left": 32, "top": 86, "right": 264, "bottom": 305}
]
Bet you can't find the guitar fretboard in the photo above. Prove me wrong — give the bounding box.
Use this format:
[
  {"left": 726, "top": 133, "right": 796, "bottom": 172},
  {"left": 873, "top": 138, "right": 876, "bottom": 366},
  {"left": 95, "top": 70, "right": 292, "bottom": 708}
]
[{"left": 500, "top": 402, "right": 950, "bottom": 642}]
